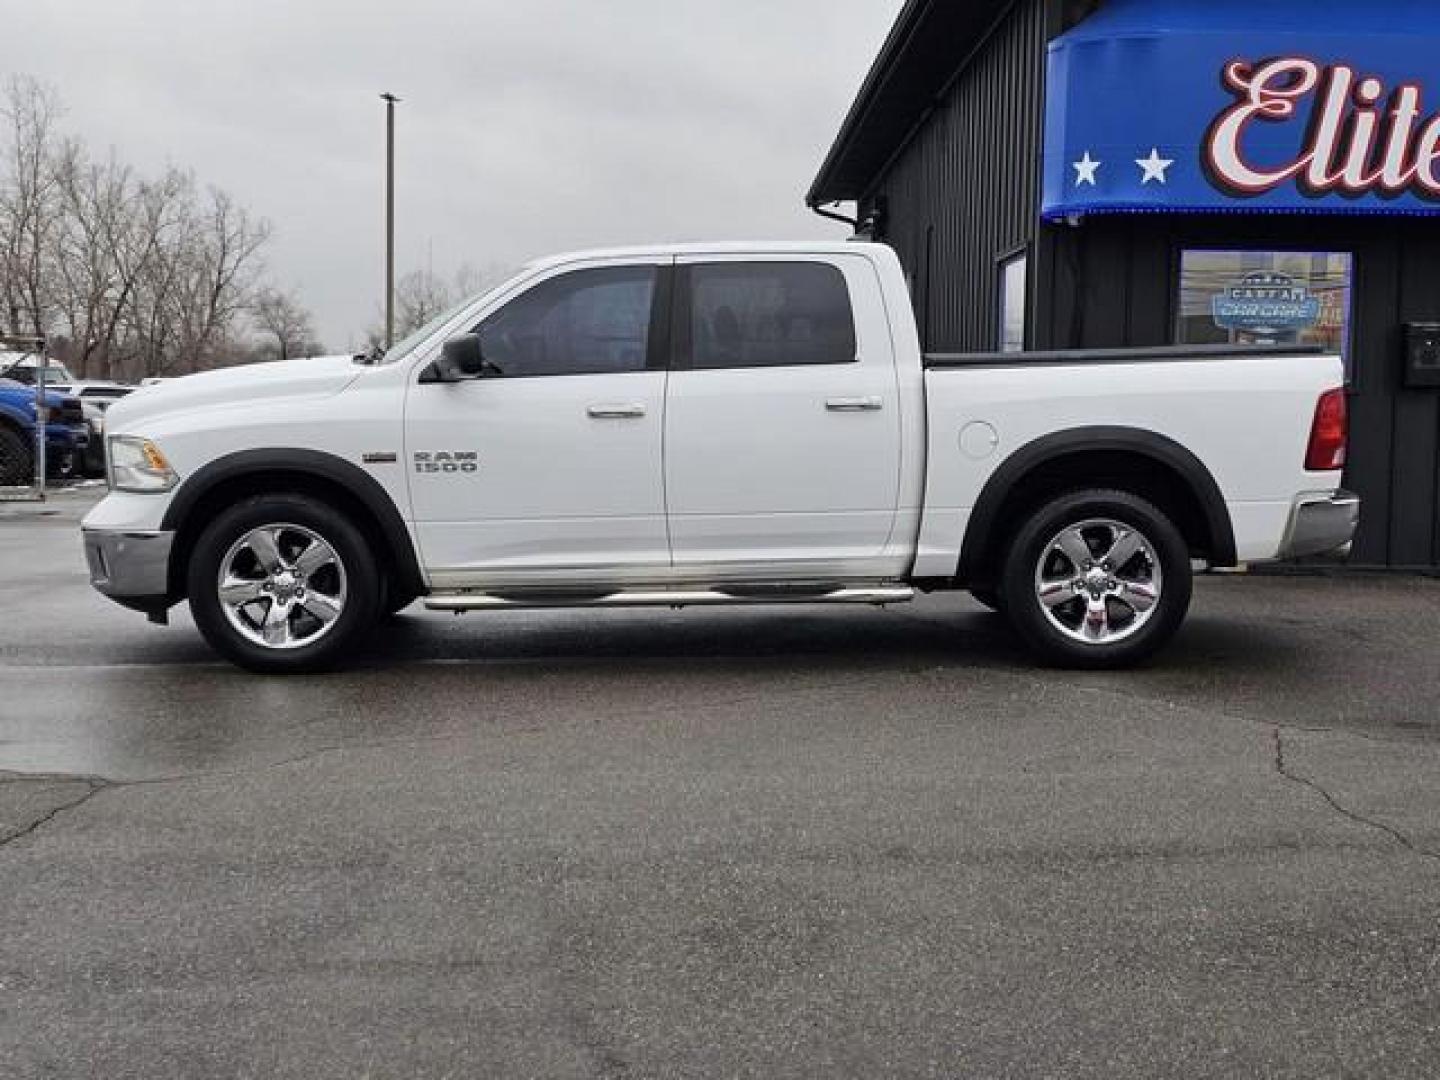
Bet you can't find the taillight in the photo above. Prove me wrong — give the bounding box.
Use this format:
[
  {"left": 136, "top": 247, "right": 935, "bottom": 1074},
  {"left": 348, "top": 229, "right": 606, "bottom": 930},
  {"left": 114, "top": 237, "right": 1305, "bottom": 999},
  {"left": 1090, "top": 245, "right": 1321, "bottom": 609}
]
[{"left": 1306, "top": 388, "right": 1348, "bottom": 472}]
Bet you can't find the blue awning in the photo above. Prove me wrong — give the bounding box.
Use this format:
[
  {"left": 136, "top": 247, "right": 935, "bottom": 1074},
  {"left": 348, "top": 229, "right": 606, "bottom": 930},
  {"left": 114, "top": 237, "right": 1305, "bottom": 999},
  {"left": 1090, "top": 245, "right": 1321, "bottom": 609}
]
[{"left": 1042, "top": 0, "right": 1440, "bottom": 220}]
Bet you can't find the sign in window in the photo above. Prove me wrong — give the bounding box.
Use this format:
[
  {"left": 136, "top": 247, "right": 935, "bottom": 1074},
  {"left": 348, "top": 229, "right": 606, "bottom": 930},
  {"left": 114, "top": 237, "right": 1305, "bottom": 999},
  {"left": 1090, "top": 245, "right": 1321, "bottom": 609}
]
[{"left": 1176, "top": 250, "right": 1353, "bottom": 376}]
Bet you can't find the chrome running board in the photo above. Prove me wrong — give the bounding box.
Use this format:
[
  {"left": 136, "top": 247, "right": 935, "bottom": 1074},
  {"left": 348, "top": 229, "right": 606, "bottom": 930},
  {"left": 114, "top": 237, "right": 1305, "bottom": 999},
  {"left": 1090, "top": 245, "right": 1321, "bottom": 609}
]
[{"left": 424, "top": 585, "right": 916, "bottom": 613}]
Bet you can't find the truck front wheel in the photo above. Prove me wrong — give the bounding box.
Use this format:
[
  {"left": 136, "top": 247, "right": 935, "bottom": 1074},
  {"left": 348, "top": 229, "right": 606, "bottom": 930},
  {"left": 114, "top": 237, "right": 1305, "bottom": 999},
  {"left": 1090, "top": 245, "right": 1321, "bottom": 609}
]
[
  {"left": 187, "top": 494, "right": 382, "bottom": 674},
  {"left": 1000, "top": 489, "right": 1192, "bottom": 669}
]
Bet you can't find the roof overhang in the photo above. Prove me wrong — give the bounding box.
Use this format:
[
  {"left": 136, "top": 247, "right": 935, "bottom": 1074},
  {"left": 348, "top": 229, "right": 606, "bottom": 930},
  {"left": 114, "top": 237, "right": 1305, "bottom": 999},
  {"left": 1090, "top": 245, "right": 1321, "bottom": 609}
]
[{"left": 808, "top": 0, "right": 1015, "bottom": 206}]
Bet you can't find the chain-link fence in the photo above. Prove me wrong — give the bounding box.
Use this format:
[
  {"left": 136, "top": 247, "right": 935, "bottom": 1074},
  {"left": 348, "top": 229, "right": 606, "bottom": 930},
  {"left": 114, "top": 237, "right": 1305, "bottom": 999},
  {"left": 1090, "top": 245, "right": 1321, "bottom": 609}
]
[{"left": 1, "top": 335, "right": 55, "bottom": 502}]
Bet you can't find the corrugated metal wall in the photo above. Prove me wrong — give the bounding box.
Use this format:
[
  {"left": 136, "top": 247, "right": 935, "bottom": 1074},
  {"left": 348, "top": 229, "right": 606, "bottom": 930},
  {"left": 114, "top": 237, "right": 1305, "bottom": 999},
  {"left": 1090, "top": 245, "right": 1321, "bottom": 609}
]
[
  {"left": 1040, "top": 213, "right": 1440, "bottom": 568},
  {"left": 861, "top": 0, "right": 1050, "bottom": 353},
  {"left": 858, "top": 0, "right": 1440, "bottom": 566}
]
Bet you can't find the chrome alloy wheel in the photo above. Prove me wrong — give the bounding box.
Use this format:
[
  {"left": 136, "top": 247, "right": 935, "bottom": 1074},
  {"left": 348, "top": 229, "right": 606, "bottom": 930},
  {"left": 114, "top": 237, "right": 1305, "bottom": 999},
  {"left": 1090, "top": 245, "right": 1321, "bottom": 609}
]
[
  {"left": 1033, "top": 519, "right": 1163, "bottom": 646},
  {"left": 217, "top": 523, "right": 348, "bottom": 651}
]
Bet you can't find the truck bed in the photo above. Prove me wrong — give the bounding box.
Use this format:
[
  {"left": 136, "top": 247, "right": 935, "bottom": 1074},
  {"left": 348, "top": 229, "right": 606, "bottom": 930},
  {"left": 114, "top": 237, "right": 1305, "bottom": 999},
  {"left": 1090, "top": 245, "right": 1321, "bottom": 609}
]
[{"left": 924, "top": 344, "right": 1326, "bottom": 368}]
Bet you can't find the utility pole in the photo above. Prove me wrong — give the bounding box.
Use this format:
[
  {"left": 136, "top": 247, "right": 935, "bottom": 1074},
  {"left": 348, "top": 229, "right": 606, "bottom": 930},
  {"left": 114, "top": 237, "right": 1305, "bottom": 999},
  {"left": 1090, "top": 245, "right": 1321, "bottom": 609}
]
[{"left": 381, "top": 93, "right": 401, "bottom": 349}]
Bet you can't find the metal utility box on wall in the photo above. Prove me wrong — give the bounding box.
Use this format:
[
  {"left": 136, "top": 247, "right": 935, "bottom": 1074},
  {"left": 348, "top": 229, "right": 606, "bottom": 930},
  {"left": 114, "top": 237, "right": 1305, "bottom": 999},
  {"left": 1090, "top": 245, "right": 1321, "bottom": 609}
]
[{"left": 1403, "top": 323, "right": 1440, "bottom": 389}]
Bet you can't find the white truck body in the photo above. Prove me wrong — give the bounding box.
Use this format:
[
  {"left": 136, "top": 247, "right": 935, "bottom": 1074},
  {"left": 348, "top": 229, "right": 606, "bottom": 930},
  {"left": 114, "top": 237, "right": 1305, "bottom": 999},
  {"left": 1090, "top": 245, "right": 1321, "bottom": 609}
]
[{"left": 83, "top": 242, "right": 1358, "bottom": 671}]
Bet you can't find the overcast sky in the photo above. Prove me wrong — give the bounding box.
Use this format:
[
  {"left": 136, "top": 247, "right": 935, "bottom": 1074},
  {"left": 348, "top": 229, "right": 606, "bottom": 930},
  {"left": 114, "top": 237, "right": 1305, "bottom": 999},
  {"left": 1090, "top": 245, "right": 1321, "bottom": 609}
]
[{"left": 14, "top": 0, "right": 905, "bottom": 349}]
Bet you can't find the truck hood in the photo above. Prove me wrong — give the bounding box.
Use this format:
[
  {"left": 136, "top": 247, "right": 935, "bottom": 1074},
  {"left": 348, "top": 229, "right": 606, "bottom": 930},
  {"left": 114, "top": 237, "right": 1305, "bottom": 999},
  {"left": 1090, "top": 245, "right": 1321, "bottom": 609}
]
[
  {"left": 106, "top": 355, "right": 362, "bottom": 432},
  {"left": 0, "top": 381, "right": 73, "bottom": 411}
]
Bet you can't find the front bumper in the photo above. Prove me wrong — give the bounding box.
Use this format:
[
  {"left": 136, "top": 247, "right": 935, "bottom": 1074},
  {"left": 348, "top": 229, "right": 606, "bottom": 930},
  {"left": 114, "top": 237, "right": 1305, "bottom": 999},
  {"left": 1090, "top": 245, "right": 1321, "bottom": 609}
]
[
  {"left": 1279, "top": 490, "right": 1361, "bottom": 560},
  {"left": 45, "top": 423, "right": 88, "bottom": 450},
  {"left": 84, "top": 528, "right": 173, "bottom": 606}
]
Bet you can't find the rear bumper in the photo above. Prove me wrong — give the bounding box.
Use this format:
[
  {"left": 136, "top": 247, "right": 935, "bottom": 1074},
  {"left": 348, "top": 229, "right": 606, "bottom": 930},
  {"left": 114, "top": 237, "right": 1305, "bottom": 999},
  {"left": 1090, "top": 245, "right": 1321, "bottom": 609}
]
[
  {"left": 83, "top": 528, "right": 173, "bottom": 609},
  {"left": 1278, "top": 490, "right": 1361, "bottom": 560}
]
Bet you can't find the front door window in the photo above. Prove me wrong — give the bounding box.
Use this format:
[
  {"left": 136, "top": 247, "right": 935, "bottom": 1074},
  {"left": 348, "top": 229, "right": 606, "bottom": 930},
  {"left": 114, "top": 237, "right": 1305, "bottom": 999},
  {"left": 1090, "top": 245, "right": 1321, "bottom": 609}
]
[{"left": 478, "top": 266, "right": 657, "bottom": 378}]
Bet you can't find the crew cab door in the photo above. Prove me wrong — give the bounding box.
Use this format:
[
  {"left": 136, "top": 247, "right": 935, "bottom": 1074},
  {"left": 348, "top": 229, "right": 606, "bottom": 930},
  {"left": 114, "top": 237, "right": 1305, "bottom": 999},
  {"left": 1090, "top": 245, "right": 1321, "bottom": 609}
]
[
  {"left": 405, "top": 258, "right": 672, "bottom": 583},
  {"left": 663, "top": 255, "right": 902, "bottom": 575}
]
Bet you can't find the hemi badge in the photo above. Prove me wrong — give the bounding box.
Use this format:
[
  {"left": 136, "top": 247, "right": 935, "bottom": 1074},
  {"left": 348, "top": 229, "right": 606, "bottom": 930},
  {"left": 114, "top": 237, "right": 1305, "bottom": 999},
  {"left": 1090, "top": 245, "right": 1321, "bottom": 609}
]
[{"left": 362, "top": 452, "right": 399, "bottom": 465}]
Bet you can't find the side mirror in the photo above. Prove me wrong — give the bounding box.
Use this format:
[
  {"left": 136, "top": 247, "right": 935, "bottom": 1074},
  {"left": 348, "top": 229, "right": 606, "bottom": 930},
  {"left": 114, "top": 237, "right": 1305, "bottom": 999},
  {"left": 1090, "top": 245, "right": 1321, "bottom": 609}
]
[{"left": 434, "top": 333, "right": 488, "bottom": 382}]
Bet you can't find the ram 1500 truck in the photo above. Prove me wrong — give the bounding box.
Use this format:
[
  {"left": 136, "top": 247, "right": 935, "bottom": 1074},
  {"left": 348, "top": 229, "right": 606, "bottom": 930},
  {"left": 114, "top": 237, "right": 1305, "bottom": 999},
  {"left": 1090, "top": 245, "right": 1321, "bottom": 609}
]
[{"left": 81, "top": 243, "right": 1358, "bottom": 673}]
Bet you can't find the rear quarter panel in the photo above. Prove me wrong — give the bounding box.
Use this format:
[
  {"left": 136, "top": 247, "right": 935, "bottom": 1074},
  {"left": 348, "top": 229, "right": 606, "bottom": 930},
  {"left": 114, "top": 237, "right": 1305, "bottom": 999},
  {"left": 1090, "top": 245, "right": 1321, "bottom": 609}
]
[{"left": 915, "top": 354, "right": 1345, "bottom": 575}]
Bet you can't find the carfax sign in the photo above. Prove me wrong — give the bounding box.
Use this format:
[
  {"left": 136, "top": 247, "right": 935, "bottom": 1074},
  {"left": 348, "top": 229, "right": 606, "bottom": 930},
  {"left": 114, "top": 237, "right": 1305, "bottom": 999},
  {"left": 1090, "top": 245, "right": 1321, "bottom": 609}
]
[
  {"left": 1042, "top": 0, "right": 1440, "bottom": 219},
  {"left": 1211, "top": 272, "right": 1322, "bottom": 336}
]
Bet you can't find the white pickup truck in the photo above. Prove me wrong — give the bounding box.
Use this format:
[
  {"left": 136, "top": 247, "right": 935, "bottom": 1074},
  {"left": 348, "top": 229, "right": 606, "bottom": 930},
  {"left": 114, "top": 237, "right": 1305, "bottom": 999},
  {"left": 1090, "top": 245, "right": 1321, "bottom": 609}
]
[{"left": 82, "top": 242, "right": 1358, "bottom": 673}]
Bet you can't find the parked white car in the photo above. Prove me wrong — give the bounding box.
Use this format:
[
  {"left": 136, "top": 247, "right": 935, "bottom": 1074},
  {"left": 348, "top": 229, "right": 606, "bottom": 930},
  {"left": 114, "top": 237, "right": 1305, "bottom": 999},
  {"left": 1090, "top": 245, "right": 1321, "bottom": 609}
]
[
  {"left": 48, "top": 380, "right": 138, "bottom": 478},
  {"left": 81, "top": 242, "right": 1357, "bottom": 672},
  {"left": 0, "top": 352, "right": 75, "bottom": 388}
]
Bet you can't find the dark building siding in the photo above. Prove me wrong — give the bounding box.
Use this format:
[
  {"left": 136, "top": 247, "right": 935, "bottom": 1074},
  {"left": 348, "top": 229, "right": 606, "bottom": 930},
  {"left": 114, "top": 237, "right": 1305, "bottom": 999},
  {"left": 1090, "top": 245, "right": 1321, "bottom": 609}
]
[
  {"left": 848, "top": 0, "right": 1440, "bottom": 567},
  {"left": 1039, "top": 215, "right": 1440, "bottom": 567},
  {"left": 860, "top": 0, "right": 1053, "bottom": 352}
]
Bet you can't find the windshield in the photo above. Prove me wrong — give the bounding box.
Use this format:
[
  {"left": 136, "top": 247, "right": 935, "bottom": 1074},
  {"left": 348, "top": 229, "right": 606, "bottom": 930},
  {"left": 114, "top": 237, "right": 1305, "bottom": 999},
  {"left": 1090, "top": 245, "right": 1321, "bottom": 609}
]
[
  {"left": 376, "top": 298, "right": 474, "bottom": 365},
  {"left": 373, "top": 275, "right": 520, "bottom": 365},
  {"left": 0, "top": 360, "right": 75, "bottom": 386}
]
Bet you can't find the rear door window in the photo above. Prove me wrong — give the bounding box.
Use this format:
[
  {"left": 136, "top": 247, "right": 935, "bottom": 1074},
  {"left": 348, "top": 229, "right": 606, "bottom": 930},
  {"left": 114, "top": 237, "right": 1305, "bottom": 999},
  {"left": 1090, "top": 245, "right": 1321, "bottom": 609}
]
[{"left": 683, "top": 262, "right": 857, "bottom": 369}]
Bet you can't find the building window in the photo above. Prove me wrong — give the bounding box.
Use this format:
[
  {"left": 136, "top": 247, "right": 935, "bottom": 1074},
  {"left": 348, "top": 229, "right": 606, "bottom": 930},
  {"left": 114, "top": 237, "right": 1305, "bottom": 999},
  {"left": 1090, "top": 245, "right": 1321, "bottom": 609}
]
[
  {"left": 1176, "top": 250, "right": 1354, "bottom": 378},
  {"left": 999, "top": 252, "right": 1027, "bottom": 353}
]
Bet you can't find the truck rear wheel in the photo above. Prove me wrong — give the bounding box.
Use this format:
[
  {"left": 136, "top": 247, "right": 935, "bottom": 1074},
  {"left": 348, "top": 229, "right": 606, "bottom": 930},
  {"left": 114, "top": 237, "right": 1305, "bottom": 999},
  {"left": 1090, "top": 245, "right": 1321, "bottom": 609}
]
[
  {"left": 187, "top": 493, "right": 382, "bottom": 674},
  {"left": 969, "top": 587, "right": 1004, "bottom": 613},
  {"left": 1000, "top": 489, "right": 1192, "bottom": 669}
]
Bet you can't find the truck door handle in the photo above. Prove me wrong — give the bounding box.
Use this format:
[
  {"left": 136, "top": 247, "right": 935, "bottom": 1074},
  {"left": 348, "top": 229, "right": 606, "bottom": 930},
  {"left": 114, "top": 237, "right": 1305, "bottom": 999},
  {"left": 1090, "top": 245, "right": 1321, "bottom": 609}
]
[
  {"left": 587, "top": 403, "right": 647, "bottom": 420},
  {"left": 825, "top": 396, "right": 884, "bottom": 413}
]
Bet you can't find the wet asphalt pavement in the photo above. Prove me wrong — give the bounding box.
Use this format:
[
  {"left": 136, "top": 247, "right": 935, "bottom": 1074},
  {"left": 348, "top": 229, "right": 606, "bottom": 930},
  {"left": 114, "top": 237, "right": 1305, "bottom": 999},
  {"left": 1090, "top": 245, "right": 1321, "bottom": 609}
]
[{"left": 1, "top": 490, "right": 1438, "bottom": 1079}]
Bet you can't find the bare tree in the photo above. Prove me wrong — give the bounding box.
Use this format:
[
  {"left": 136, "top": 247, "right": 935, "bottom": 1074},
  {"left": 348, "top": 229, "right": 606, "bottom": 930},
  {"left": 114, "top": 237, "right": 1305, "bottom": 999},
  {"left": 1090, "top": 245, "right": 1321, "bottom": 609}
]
[
  {"left": 49, "top": 144, "right": 130, "bottom": 376},
  {"left": 0, "top": 77, "right": 64, "bottom": 339},
  {"left": 184, "top": 188, "right": 271, "bottom": 366},
  {"left": 395, "top": 268, "right": 454, "bottom": 337},
  {"left": 365, "top": 262, "right": 511, "bottom": 349},
  {"left": 1, "top": 76, "right": 285, "bottom": 381},
  {"left": 251, "top": 286, "right": 318, "bottom": 362}
]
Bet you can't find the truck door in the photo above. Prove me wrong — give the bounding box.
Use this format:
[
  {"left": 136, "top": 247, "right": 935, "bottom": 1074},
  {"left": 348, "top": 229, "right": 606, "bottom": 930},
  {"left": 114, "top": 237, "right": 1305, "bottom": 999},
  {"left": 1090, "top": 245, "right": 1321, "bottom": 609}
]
[
  {"left": 405, "top": 258, "right": 672, "bottom": 583},
  {"left": 663, "top": 255, "right": 902, "bottom": 575}
]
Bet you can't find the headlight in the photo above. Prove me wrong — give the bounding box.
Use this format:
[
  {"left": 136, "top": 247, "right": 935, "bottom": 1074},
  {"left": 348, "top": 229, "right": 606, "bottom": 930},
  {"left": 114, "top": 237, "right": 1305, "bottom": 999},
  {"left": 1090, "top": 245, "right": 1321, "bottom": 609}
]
[{"left": 107, "top": 436, "right": 178, "bottom": 493}]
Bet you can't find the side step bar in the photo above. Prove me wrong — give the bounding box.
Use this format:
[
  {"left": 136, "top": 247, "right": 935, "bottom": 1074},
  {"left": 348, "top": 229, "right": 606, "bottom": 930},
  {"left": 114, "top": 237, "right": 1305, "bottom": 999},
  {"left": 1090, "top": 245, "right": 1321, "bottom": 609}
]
[{"left": 424, "top": 586, "right": 916, "bottom": 613}]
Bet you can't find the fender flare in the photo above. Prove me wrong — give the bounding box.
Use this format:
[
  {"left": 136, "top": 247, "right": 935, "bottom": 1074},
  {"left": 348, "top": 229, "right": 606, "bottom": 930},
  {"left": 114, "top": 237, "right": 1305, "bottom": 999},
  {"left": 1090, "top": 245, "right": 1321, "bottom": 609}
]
[
  {"left": 956, "top": 426, "right": 1238, "bottom": 582},
  {"left": 0, "top": 399, "right": 34, "bottom": 432},
  {"left": 160, "top": 448, "right": 424, "bottom": 596}
]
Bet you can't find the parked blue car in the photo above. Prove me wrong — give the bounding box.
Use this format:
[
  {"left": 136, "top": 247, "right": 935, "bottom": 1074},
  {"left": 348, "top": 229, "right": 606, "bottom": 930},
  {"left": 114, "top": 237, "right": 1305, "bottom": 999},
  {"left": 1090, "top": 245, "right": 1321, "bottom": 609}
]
[{"left": 0, "top": 379, "right": 89, "bottom": 486}]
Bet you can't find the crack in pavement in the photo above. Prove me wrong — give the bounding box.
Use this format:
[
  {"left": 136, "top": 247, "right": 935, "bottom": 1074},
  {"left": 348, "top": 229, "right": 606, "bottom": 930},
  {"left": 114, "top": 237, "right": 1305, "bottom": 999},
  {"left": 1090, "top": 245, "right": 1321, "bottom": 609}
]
[
  {"left": 6, "top": 672, "right": 1438, "bottom": 871},
  {"left": 1272, "top": 728, "right": 1440, "bottom": 863},
  {"left": 949, "top": 674, "right": 1440, "bottom": 868},
  {"left": 0, "top": 777, "right": 111, "bottom": 850},
  {"left": 0, "top": 669, "right": 891, "bottom": 845}
]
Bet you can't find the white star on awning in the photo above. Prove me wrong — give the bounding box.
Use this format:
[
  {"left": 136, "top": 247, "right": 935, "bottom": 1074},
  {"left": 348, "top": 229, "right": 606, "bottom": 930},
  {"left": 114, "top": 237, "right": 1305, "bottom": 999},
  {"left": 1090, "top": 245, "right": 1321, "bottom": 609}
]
[
  {"left": 1073, "top": 152, "right": 1101, "bottom": 187},
  {"left": 1136, "top": 148, "right": 1175, "bottom": 185}
]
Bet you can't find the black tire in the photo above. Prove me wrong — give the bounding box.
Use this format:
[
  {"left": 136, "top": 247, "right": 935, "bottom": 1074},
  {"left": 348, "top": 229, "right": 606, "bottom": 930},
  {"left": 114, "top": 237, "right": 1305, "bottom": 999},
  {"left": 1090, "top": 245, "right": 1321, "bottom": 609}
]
[
  {"left": 1000, "top": 489, "right": 1192, "bottom": 670},
  {"left": 383, "top": 586, "right": 420, "bottom": 618},
  {"left": 82, "top": 436, "right": 107, "bottom": 479},
  {"left": 187, "top": 493, "right": 382, "bottom": 674},
  {"left": 970, "top": 587, "right": 1004, "bottom": 613},
  {"left": 0, "top": 425, "right": 34, "bottom": 486}
]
